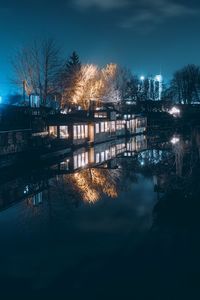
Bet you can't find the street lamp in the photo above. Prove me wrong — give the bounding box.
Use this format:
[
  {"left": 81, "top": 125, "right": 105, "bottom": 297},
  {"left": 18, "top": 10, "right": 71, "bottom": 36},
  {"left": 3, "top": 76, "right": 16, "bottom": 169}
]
[{"left": 140, "top": 76, "right": 145, "bottom": 81}]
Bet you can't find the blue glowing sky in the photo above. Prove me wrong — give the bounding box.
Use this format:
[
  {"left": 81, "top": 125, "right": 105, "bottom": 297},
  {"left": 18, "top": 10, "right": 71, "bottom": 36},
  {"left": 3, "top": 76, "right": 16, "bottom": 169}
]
[{"left": 0, "top": 0, "right": 200, "bottom": 97}]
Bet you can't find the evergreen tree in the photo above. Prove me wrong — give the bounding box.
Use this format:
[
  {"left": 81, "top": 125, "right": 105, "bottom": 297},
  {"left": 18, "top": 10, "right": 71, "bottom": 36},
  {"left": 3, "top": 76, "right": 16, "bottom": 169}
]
[
  {"left": 66, "top": 51, "right": 81, "bottom": 73},
  {"left": 61, "top": 51, "right": 81, "bottom": 108}
]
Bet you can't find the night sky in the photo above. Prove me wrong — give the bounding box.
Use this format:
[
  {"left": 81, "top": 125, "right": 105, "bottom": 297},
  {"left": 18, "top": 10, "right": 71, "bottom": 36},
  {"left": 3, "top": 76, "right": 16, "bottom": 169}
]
[{"left": 0, "top": 0, "right": 200, "bottom": 96}]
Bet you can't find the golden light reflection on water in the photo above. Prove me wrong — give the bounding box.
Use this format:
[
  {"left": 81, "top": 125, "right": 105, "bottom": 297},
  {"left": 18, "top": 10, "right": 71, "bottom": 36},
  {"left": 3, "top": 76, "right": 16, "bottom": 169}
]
[{"left": 66, "top": 167, "right": 121, "bottom": 203}]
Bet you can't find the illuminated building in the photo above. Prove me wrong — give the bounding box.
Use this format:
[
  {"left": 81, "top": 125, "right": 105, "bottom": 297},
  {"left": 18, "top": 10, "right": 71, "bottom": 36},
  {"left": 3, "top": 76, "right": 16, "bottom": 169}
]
[
  {"left": 47, "top": 109, "right": 147, "bottom": 146},
  {"left": 139, "top": 74, "right": 163, "bottom": 101}
]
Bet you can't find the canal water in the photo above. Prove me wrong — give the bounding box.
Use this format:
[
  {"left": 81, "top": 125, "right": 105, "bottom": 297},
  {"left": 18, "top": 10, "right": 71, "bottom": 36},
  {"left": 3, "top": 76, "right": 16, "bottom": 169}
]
[{"left": 0, "top": 131, "right": 200, "bottom": 299}]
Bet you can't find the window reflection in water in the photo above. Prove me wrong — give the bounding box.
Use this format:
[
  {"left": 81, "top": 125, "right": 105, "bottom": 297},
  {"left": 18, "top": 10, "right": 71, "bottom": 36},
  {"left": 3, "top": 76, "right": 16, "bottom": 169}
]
[{"left": 0, "top": 135, "right": 148, "bottom": 209}]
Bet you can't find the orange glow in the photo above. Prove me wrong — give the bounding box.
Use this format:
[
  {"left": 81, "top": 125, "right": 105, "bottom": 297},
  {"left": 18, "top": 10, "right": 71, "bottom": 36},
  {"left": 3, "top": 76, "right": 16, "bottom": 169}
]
[
  {"left": 65, "top": 167, "right": 121, "bottom": 203},
  {"left": 62, "top": 63, "right": 121, "bottom": 109}
]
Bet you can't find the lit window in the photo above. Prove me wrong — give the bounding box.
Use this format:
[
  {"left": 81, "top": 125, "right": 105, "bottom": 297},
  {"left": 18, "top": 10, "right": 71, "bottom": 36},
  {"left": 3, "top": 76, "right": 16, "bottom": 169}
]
[
  {"left": 74, "top": 155, "right": 78, "bottom": 169},
  {"left": 96, "top": 153, "right": 100, "bottom": 163},
  {"left": 78, "top": 154, "right": 81, "bottom": 166},
  {"left": 101, "top": 122, "right": 105, "bottom": 132},
  {"left": 60, "top": 126, "right": 69, "bottom": 138},
  {"left": 74, "top": 152, "right": 89, "bottom": 169},
  {"left": 101, "top": 151, "right": 105, "bottom": 162},
  {"left": 78, "top": 125, "right": 81, "bottom": 139},
  {"left": 111, "top": 147, "right": 116, "bottom": 156},
  {"left": 96, "top": 123, "right": 100, "bottom": 134},
  {"left": 81, "top": 125, "right": 85, "bottom": 139},
  {"left": 49, "top": 126, "right": 57, "bottom": 137},
  {"left": 94, "top": 112, "right": 107, "bottom": 118},
  {"left": 104, "top": 122, "right": 108, "bottom": 132},
  {"left": 73, "top": 126, "right": 77, "bottom": 139},
  {"left": 105, "top": 150, "right": 109, "bottom": 160},
  {"left": 81, "top": 153, "right": 85, "bottom": 166},
  {"left": 111, "top": 121, "right": 115, "bottom": 131},
  {"left": 85, "top": 152, "right": 89, "bottom": 165},
  {"left": 85, "top": 125, "right": 88, "bottom": 138}
]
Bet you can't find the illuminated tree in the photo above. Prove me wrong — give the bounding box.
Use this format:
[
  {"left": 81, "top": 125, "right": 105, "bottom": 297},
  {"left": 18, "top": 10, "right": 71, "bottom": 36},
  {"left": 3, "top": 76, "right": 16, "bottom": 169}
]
[
  {"left": 62, "top": 64, "right": 103, "bottom": 110},
  {"left": 61, "top": 62, "right": 133, "bottom": 110}
]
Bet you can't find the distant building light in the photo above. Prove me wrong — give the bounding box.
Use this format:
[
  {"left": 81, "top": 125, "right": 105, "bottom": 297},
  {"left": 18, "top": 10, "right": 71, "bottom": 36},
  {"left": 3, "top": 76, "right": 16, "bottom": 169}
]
[
  {"left": 24, "top": 185, "right": 29, "bottom": 194},
  {"left": 169, "top": 107, "right": 181, "bottom": 117},
  {"left": 155, "top": 75, "right": 163, "bottom": 83},
  {"left": 140, "top": 76, "right": 145, "bottom": 81},
  {"left": 171, "top": 136, "right": 180, "bottom": 145},
  {"left": 140, "top": 160, "right": 145, "bottom": 166}
]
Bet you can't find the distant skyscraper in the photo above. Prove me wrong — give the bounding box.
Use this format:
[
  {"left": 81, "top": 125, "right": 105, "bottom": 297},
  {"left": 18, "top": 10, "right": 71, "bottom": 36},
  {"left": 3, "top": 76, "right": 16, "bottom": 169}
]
[
  {"left": 139, "top": 74, "right": 163, "bottom": 101},
  {"left": 154, "top": 75, "right": 163, "bottom": 101},
  {"left": 147, "top": 74, "right": 163, "bottom": 101}
]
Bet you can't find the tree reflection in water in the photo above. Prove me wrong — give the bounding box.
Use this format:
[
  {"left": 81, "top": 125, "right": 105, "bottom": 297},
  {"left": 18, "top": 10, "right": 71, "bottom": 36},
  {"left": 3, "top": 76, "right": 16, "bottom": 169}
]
[
  {"left": 153, "top": 129, "right": 200, "bottom": 231},
  {"left": 52, "top": 167, "right": 122, "bottom": 204}
]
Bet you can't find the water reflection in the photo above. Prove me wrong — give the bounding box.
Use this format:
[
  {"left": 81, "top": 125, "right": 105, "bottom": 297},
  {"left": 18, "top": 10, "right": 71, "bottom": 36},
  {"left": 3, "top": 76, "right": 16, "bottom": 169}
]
[
  {"left": 0, "top": 130, "right": 200, "bottom": 297},
  {"left": 66, "top": 168, "right": 121, "bottom": 203},
  {"left": 1, "top": 131, "right": 200, "bottom": 209}
]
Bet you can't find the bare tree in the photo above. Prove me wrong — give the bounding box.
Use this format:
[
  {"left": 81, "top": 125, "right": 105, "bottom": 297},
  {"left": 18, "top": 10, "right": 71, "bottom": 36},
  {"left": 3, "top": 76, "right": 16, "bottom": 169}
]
[
  {"left": 170, "top": 64, "right": 200, "bottom": 104},
  {"left": 12, "top": 39, "right": 61, "bottom": 106}
]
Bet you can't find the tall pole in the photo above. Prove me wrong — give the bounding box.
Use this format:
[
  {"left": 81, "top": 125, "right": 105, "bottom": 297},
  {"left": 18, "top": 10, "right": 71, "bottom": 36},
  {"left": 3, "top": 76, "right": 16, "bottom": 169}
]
[{"left": 23, "top": 80, "right": 26, "bottom": 103}]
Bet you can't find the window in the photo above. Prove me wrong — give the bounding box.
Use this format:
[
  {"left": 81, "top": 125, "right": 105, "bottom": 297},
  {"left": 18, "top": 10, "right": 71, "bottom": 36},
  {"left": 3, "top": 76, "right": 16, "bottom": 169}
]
[
  {"left": 94, "top": 112, "right": 107, "bottom": 118},
  {"left": 49, "top": 126, "right": 57, "bottom": 137},
  {"left": 73, "top": 126, "right": 77, "bottom": 139},
  {"left": 73, "top": 124, "right": 88, "bottom": 140},
  {"left": 110, "top": 121, "right": 115, "bottom": 132},
  {"left": 111, "top": 147, "right": 116, "bottom": 157},
  {"left": 77, "top": 125, "right": 81, "bottom": 139},
  {"left": 105, "top": 150, "right": 109, "bottom": 160},
  {"left": 101, "top": 151, "right": 105, "bottom": 162},
  {"left": 105, "top": 122, "right": 109, "bottom": 132},
  {"left": 74, "top": 152, "right": 89, "bottom": 169},
  {"left": 117, "top": 120, "right": 124, "bottom": 130},
  {"left": 74, "top": 155, "right": 78, "bottom": 169},
  {"left": 81, "top": 125, "right": 84, "bottom": 138},
  {"left": 101, "top": 122, "right": 105, "bottom": 133},
  {"left": 95, "top": 123, "right": 100, "bottom": 134},
  {"left": 78, "top": 154, "right": 82, "bottom": 167},
  {"left": 96, "top": 153, "right": 100, "bottom": 163},
  {"left": 85, "top": 125, "right": 88, "bottom": 138},
  {"left": 60, "top": 126, "right": 69, "bottom": 138}
]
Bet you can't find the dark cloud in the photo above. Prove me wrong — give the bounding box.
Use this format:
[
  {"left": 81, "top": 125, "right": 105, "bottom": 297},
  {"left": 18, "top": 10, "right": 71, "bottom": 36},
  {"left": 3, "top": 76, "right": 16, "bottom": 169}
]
[
  {"left": 73, "top": 0, "right": 199, "bottom": 32},
  {"left": 120, "top": 0, "right": 199, "bottom": 32},
  {"left": 74, "top": 0, "right": 130, "bottom": 10}
]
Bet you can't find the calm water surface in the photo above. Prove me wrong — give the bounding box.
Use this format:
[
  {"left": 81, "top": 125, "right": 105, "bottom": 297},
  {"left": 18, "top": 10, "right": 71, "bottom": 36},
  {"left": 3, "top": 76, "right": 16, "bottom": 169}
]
[{"left": 0, "top": 132, "right": 200, "bottom": 299}]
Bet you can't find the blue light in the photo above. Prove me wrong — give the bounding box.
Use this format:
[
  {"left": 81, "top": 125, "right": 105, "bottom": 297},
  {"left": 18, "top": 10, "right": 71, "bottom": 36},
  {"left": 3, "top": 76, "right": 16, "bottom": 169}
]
[
  {"left": 140, "top": 160, "right": 145, "bottom": 166},
  {"left": 0, "top": 96, "right": 2, "bottom": 104}
]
